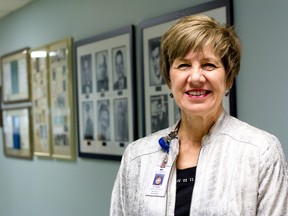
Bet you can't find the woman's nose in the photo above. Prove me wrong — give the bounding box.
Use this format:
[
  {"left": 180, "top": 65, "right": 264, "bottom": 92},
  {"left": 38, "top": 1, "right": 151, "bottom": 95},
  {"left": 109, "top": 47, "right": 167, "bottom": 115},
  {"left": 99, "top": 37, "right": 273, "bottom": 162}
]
[{"left": 188, "top": 67, "right": 205, "bottom": 83}]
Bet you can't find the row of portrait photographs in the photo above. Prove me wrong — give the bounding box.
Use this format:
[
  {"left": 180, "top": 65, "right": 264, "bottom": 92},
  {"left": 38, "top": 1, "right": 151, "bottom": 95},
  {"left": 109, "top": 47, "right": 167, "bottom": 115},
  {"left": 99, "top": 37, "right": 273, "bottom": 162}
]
[
  {"left": 82, "top": 98, "right": 129, "bottom": 144},
  {"left": 150, "top": 94, "right": 181, "bottom": 133},
  {"left": 80, "top": 46, "right": 128, "bottom": 96}
]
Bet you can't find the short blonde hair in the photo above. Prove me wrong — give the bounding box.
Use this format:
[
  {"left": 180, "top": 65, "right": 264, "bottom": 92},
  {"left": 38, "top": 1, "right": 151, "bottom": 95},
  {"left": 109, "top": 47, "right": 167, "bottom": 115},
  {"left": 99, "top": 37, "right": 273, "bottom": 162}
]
[{"left": 160, "top": 14, "right": 241, "bottom": 87}]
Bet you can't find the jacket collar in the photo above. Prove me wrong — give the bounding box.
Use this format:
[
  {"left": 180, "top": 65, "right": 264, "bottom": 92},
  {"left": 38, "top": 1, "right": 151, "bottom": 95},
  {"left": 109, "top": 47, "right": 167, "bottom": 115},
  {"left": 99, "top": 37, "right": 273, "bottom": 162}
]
[{"left": 169, "top": 111, "right": 229, "bottom": 153}]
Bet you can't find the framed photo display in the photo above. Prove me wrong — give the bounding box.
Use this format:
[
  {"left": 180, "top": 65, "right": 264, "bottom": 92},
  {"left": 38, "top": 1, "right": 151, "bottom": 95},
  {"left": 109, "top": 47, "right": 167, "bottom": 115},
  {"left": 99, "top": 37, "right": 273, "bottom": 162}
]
[
  {"left": 30, "top": 46, "right": 52, "bottom": 157},
  {"left": 49, "top": 38, "right": 75, "bottom": 160},
  {"left": 2, "top": 106, "right": 32, "bottom": 159},
  {"left": 1, "top": 47, "right": 30, "bottom": 104},
  {"left": 74, "top": 25, "right": 136, "bottom": 160},
  {"left": 139, "top": 0, "right": 235, "bottom": 135}
]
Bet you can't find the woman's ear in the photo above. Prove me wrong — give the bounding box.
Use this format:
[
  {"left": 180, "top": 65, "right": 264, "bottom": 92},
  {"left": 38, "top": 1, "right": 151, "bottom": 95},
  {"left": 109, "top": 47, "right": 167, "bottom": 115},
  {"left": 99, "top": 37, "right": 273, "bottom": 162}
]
[
  {"left": 225, "top": 78, "right": 234, "bottom": 96},
  {"left": 226, "top": 78, "right": 234, "bottom": 90}
]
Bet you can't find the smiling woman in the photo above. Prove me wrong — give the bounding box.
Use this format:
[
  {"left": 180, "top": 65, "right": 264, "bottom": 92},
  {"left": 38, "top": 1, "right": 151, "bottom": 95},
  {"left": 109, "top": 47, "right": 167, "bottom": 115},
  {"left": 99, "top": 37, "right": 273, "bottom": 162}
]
[{"left": 110, "top": 14, "right": 288, "bottom": 216}]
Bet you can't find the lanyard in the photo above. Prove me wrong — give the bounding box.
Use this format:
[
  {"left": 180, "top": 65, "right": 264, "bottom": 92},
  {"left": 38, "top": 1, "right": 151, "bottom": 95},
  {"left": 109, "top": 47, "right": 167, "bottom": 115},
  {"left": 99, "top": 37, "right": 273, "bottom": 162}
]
[{"left": 158, "top": 120, "right": 180, "bottom": 167}]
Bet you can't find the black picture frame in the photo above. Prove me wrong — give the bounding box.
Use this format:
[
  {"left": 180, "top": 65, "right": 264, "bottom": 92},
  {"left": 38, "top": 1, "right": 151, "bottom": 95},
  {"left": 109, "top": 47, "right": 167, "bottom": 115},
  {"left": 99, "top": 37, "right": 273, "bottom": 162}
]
[
  {"left": 139, "top": 0, "right": 235, "bottom": 136},
  {"left": 74, "top": 25, "right": 137, "bottom": 160}
]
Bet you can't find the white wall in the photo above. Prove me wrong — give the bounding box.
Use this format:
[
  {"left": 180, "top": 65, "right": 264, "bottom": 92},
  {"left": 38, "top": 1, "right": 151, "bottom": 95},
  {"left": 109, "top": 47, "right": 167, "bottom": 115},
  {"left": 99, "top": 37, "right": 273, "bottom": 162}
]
[
  {"left": 0, "top": 0, "right": 287, "bottom": 215},
  {"left": 234, "top": 0, "right": 288, "bottom": 156}
]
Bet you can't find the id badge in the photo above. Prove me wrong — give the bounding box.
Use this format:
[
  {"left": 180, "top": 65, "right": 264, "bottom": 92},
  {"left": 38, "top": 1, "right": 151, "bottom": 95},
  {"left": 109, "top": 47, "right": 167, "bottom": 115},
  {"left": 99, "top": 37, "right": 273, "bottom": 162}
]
[{"left": 145, "top": 166, "right": 172, "bottom": 197}]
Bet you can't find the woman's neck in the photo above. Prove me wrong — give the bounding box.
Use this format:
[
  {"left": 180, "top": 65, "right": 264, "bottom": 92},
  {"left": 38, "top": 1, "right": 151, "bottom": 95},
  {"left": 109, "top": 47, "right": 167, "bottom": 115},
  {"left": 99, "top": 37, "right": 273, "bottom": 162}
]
[
  {"left": 178, "top": 107, "right": 223, "bottom": 144},
  {"left": 176, "top": 108, "right": 223, "bottom": 169}
]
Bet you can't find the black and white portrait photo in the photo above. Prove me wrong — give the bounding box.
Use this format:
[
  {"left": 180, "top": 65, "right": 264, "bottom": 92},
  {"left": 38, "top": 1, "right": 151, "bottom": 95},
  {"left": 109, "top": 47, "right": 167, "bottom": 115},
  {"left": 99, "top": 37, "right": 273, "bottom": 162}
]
[
  {"left": 95, "top": 50, "right": 109, "bottom": 92},
  {"left": 81, "top": 54, "right": 93, "bottom": 94},
  {"left": 150, "top": 95, "right": 169, "bottom": 133},
  {"left": 114, "top": 98, "right": 129, "bottom": 141},
  {"left": 113, "top": 47, "right": 127, "bottom": 91},
  {"left": 97, "top": 100, "right": 111, "bottom": 141},
  {"left": 83, "top": 101, "right": 94, "bottom": 140},
  {"left": 149, "top": 37, "right": 165, "bottom": 86}
]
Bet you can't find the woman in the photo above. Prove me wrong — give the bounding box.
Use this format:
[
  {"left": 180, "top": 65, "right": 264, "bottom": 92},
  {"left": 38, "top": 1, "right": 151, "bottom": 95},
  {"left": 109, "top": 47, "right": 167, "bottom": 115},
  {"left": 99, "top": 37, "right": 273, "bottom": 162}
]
[{"left": 110, "top": 15, "right": 288, "bottom": 215}]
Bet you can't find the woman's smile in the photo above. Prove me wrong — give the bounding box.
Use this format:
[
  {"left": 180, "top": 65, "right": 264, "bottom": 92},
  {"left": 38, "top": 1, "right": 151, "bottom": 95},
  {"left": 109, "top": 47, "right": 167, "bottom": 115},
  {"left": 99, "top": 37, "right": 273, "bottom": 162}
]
[{"left": 186, "top": 89, "right": 211, "bottom": 97}]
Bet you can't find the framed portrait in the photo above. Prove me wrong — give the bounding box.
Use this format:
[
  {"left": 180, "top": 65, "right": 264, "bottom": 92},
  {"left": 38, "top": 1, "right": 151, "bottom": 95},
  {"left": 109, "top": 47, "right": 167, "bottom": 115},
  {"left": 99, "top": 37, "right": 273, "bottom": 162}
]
[
  {"left": 139, "top": 0, "right": 235, "bottom": 135},
  {"left": 48, "top": 37, "right": 75, "bottom": 160},
  {"left": 1, "top": 47, "right": 30, "bottom": 104},
  {"left": 30, "top": 46, "right": 52, "bottom": 157},
  {"left": 74, "top": 25, "right": 136, "bottom": 160},
  {"left": 2, "top": 106, "right": 32, "bottom": 159}
]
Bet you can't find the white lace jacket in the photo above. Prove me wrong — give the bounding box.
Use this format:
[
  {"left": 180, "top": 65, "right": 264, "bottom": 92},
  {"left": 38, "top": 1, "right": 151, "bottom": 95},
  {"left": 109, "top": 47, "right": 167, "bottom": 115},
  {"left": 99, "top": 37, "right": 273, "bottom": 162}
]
[{"left": 110, "top": 112, "right": 288, "bottom": 215}]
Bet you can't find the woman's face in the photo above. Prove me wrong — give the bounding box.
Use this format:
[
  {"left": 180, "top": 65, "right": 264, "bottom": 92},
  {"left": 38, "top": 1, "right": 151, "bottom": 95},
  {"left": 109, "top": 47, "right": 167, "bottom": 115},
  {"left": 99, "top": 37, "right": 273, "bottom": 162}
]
[
  {"left": 155, "top": 177, "right": 162, "bottom": 185},
  {"left": 169, "top": 45, "right": 227, "bottom": 118}
]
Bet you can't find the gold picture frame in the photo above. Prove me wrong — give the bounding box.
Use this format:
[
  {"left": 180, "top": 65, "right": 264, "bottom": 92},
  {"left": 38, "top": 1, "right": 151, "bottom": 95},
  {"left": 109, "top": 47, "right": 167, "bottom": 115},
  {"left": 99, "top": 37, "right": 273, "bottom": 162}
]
[
  {"left": 1, "top": 47, "right": 31, "bottom": 104},
  {"left": 48, "top": 37, "right": 75, "bottom": 160},
  {"left": 2, "top": 106, "right": 33, "bottom": 159},
  {"left": 30, "top": 46, "right": 52, "bottom": 157}
]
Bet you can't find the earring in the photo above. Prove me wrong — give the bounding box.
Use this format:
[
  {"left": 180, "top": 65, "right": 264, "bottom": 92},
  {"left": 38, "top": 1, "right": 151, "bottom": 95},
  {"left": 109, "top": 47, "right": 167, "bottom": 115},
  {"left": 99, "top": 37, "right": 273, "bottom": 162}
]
[
  {"left": 225, "top": 89, "right": 230, "bottom": 97},
  {"left": 169, "top": 93, "right": 174, "bottom": 98}
]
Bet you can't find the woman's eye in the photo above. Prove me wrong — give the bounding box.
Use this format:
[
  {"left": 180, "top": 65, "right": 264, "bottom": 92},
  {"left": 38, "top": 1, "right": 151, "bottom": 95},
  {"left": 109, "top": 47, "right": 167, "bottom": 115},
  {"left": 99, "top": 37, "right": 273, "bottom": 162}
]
[
  {"left": 202, "top": 63, "right": 217, "bottom": 71},
  {"left": 178, "top": 64, "right": 190, "bottom": 69}
]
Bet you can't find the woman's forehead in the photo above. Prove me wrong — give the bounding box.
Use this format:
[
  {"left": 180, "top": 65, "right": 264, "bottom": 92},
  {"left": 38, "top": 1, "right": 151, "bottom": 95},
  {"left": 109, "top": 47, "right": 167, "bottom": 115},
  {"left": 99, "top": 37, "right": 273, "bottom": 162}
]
[{"left": 178, "top": 45, "right": 220, "bottom": 61}]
